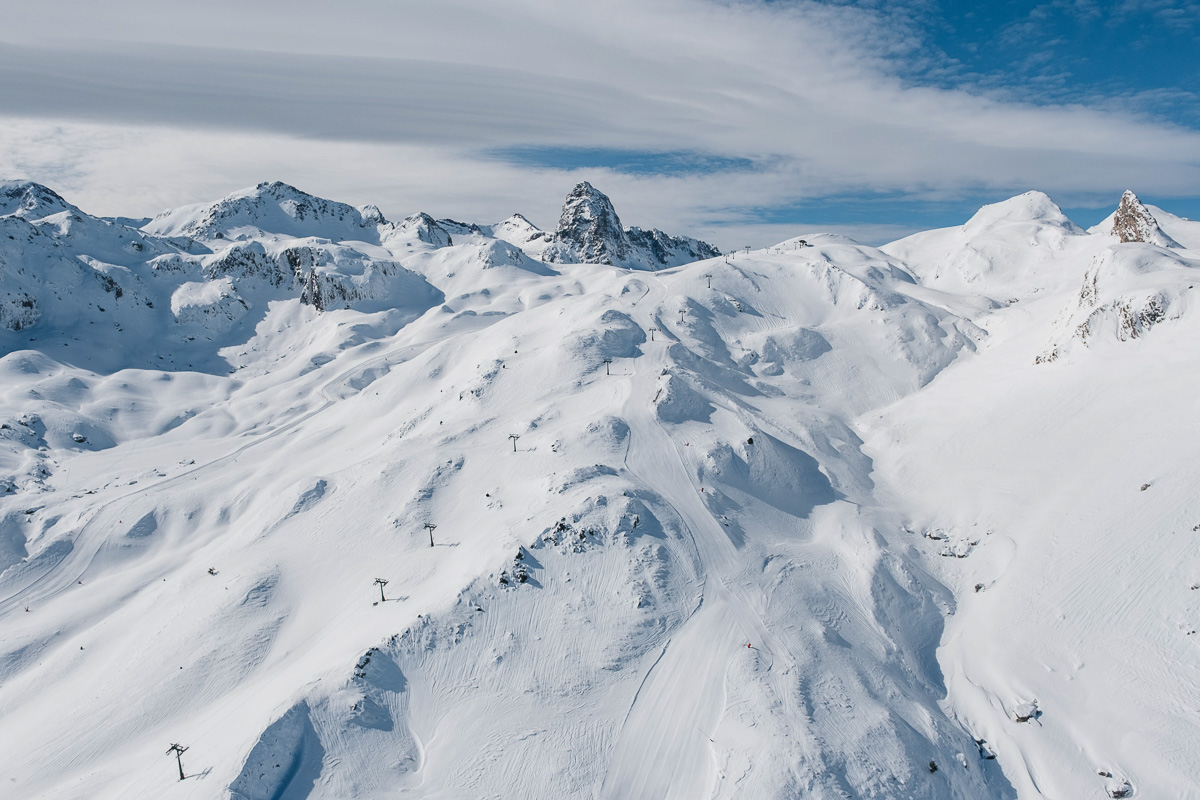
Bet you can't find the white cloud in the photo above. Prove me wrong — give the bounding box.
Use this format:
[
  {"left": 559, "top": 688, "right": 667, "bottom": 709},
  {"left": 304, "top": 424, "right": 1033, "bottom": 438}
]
[{"left": 0, "top": 0, "right": 1197, "bottom": 244}]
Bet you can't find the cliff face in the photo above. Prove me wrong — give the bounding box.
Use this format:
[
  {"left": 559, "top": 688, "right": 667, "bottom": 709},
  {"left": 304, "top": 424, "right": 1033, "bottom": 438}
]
[
  {"left": 1112, "top": 190, "right": 1176, "bottom": 247},
  {"left": 546, "top": 181, "right": 634, "bottom": 266},
  {"left": 544, "top": 181, "right": 719, "bottom": 269}
]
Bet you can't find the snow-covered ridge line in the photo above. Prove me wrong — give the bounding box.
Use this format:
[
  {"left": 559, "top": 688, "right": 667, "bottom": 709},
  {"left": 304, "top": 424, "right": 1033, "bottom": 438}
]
[{"left": 1, "top": 179, "right": 1198, "bottom": 800}]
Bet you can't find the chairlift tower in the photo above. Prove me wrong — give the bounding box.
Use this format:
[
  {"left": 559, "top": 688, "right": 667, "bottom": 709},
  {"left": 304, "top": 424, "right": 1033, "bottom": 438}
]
[{"left": 166, "top": 743, "right": 188, "bottom": 781}]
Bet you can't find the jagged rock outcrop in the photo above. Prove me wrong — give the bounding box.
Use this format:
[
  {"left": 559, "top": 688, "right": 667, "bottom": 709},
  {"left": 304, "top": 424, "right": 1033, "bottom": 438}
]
[
  {"left": 542, "top": 182, "right": 719, "bottom": 270},
  {"left": 435, "top": 218, "right": 482, "bottom": 237},
  {"left": 547, "top": 181, "right": 635, "bottom": 266},
  {"left": 0, "top": 290, "right": 38, "bottom": 331},
  {"left": 1111, "top": 190, "right": 1177, "bottom": 247},
  {"left": 1036, "top": 245, "right": 1192, "bottom": 363},
  {"left": 204, "top": 241, "right": 431, "bottom": 312},
  {"left": 626, "top": 226, "right": 721, "bottom": 267}
]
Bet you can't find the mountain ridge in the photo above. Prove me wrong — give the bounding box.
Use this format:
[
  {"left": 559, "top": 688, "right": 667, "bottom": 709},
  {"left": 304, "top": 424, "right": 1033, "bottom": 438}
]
[{"left": 1, "top": 179, "right": 1198, "bottom": 800}]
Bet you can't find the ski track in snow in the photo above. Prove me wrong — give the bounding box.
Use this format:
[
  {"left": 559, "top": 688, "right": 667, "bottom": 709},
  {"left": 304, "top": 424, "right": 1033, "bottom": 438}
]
[{"left": 601, "top": 277, "right": 751, "bottom": 800}]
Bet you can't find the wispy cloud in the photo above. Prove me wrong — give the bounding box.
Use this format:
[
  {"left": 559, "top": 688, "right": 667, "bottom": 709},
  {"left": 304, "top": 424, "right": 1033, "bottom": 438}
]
[{"left": 0, "top": 0, "right": 1197, "bottom": 246}]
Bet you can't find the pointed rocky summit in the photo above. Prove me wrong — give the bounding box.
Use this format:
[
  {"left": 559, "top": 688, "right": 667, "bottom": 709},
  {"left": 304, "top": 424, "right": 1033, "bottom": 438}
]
[
  {"left": 550, "top": 181, "right": 634, "bottom": 266},
  {"left": 1112, "top": 190, "right": 1176, "bottom": 247},
  {"left": 544, "top": 182, "right": 719, "bottom": 270}
]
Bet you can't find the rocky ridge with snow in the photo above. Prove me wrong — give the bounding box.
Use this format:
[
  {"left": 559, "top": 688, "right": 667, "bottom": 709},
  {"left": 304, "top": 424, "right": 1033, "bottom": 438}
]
[
  {"left": 1, "top": 181, "right": 1198, "bottom": 800},
  {"left": 1110, "top": 189, "right": 1178, "bottom": 247},
  {"left": 541, "top": 181, "right": 721, "bottom": 269}
]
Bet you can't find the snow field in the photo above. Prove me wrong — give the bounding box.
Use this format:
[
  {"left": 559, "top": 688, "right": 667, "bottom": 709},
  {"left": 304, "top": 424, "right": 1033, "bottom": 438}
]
[{"left": 1, "top": 180, "right": 1198, "bottom": 799}]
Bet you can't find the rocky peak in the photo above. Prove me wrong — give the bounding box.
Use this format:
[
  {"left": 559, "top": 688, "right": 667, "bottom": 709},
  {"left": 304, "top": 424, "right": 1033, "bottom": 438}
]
[
  {"left": 0, "top": 181, "right": 79, "bottom": 221},
  {"left": 627, "top": 226, "right": 721, "bottom": 265},
  {"left": 550, "top": 182, "right": 633, "bottom": 266},
  {"left": 396, "top": 213, "right": 454, "bottom": 247},
  {"left": 251, "top": 182, "right": 366, "bottom": 226},
  {"left": 1111, "top": 190, "right": 1174, "bottom": 246},
  {"left": 358, "top": 204, "right": 387, "bottom": 225},
  {"left": 543, "top": 182, "right": 720, "bottom": 269},
  {"left": 503, "top": 212, "right": 538, "bottom": 230}
]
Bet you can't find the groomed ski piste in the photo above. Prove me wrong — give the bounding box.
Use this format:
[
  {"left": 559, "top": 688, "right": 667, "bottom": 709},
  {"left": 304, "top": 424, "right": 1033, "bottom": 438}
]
[{"left": 0, "top": 181, "right": 1197, "bottom": 799}]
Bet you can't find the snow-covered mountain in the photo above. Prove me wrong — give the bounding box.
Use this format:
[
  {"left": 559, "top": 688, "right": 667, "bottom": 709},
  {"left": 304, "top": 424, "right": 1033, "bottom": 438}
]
[
  {"left": 1, "top": 180, "right": 1198, "bottom": 800},
  {"left": 143, "top": 181, "right": 386, "bottom": 243},
  {"left": 0, "top": 181, "right": 81, "bottom": 221},
  {"left": 539, "top": 181, "right": 722, "bottom": 269},
  {"left": 881, "top": 191, "right": 1088, "bottom": 302}
]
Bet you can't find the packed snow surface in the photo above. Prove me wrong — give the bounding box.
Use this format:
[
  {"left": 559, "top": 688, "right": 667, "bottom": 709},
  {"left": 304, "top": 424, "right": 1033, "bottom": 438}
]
[{"left": 1, "top": 180, "right": 1198, "bottom": 800}]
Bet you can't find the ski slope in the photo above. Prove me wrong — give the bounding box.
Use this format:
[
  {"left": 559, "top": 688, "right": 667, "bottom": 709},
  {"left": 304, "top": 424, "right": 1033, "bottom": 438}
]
[{"left": 1, "top": 180, "right": 1197, "bottom": 799}]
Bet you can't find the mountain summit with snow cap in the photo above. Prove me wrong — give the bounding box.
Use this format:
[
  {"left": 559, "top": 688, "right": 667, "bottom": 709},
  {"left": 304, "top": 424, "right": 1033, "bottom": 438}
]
[{"left": 542, "top": 181, "right": 720, "bottom": 269}]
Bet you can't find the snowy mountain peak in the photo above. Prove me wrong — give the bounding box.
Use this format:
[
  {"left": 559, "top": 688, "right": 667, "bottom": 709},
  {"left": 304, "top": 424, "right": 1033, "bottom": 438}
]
[
  {"left": 542, "top": 182, "right": 719, "bottom": 270},
  {"left": 882, "top": 191, "right": 1090, "bottom": 299},
  {"left": 143, "top": 181, "right": 382, "bottom": 243},
  {"left": 0, "top": 181, "right": 79, "bottom": 221},
  {"left": 491, "top": 212, "right": 545, "bottom": 243},
  {"left": 358, "top": 203, "right": 387, "bottom": 225},
  {"left": 501, "top": 211, "right": 538, "bottom": 229},
  {"left": 962, "top": 190, "right": 1082, "bottom": 235},
  {"left": 1111, "top": 189, "right": 1177, "bottom": 246},
  {"left": 551, "top": 181, "right": 632, "bottom": 265},
  {"left": 389, "top": 212, "right": 454, "bottom": 247}
]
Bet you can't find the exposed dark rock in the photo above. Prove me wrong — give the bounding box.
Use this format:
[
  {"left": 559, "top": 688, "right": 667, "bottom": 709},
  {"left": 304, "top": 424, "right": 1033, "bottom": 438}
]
[
  {"left": 1112, "top": 190, "right": 1175, "bottom": 246},
  {"left": 548, "top": 181, "right": 634, "bottom": 266},
  {"left": 544, "top": 182, "right": 719, "bottom": 270}
]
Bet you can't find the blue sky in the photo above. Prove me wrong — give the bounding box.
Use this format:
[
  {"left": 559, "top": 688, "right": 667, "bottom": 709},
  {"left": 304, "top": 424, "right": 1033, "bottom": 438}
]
[
  {"left": 481, "top": 0, "right": 1200, "bottom": 231},
  {"left": 921, "top": 0, "right": 1199, "bottom": 118},
  {"left": 0, "top": 0, "right": 1196, "bottom": 247}
]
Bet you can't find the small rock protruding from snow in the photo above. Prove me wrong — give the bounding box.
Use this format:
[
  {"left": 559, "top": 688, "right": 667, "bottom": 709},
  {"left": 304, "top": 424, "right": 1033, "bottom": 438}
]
[
  {"left": 1104, "top": 775, "right": 1134, "bottom": 798},
  {"left": 1013, "top": 700, "right": 1039, "bottom": 722},
  {"left": 1112, "top": 190, "right": 1177, "bottom": 247}
]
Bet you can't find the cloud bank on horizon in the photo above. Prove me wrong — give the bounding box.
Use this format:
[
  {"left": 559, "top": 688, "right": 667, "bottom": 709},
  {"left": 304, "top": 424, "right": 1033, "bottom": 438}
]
[{"left": 0, "top": 0, "right": 1197, "bottom": 247}]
